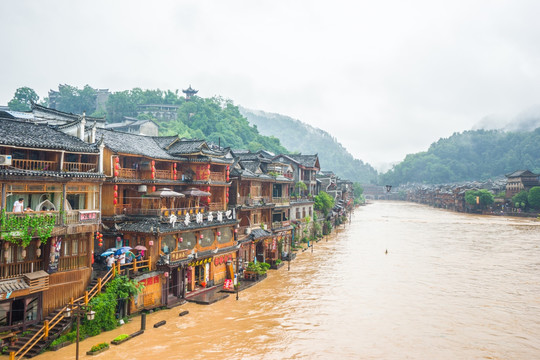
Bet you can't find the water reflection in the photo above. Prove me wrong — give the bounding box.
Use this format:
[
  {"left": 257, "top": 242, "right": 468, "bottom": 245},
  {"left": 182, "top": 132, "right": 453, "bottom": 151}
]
[{"left": 29, "top": 202, "right": 540, "bottom": 359}]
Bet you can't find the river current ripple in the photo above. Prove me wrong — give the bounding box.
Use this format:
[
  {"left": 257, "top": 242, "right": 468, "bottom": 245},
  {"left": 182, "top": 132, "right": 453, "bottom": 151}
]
[{"left": 33, "top": 202, "right": 540, "bottom": 359}]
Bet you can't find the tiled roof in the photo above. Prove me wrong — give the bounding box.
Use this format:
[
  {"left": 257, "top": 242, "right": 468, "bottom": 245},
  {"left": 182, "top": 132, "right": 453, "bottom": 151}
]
[
  {"left": 0, "top": 278, "right": 30, "bottom": 294},
  {"left": 97, "top": 128, "right": 178, "bottom": 160},
  {"left": 0, "top": 118, "right": 100, "bottom": 153},
  {"left": 280, "top": 154, "right": 319, "bottom": 168},
  {"left": 250, "top": 228, "right": 272, "bottom": 240},
  {"left": 167, "top": 139, "right": 206, "bottom": 155}
]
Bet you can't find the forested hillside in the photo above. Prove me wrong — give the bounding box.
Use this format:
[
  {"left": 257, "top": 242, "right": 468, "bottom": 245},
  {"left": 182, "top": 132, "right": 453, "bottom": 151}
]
[
  {"left": 239, "top": 107, "right": 378, "bottom": 184},
  {"left": 380, "top": 128, "right": 540, "bottom": 185},
  {"left": 106, "top": 89, "right": 287, "bottom": 154},
  {"left": 7, "top": 85, "right": 287, "bottom": 155}
]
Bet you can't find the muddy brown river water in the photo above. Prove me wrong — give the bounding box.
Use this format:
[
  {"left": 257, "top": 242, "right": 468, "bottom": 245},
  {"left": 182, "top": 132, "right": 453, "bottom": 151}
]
[{"left": 25, "top": 202, "right": 540, "bottom": 359}]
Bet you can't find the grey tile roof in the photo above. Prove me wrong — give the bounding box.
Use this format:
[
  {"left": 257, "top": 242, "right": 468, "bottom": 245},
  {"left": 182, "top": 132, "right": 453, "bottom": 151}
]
[
  {"left": 0, "top": 118, "right": 100, "bottom": 153},
  {"left": 167, "top": 139, "right": 207, "bottom": 155},
  {"left": 250, "top": 228, "right": 272, "bottom": 240},
  {"left": 97, "top": 128, "right": 179, "bottom": 160},
  {"left": 280, "top": 154, "right": 319, "bottom": 168}
]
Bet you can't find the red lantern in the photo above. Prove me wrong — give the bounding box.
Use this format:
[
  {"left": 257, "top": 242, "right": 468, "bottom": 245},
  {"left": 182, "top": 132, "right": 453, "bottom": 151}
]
[
  {"left": 174, "top": 163, "right": 177, "bottom": 168},
  {"left": 207, "top": 197, "right": 211, "bottom": 203},
  {"left": 152, "top": 160, "right": 155, "bottom": 166},
  {"left": 179, "top": 237, "right": 183, "bottom": 243},
  {"left": 200, "top": 234, "right": 204, "bottom": 239},
  {"left": 149, "top": 240, "right": 154, "bottom": 246},
  {"left": 114, "top": 191, "right": 118, "bottom": 198},
  {"left": 207, "top": 164, "right": 211, "bottom": 169},
  {"left": 114, "top": 170, "right": 119, "bottom": 177},
  {"left": 115, "top": 157, "right": 120, "bottom": 163},
  {"left": 113, "top": 198, "right": 117, "bottom": 205},
  {"left": 207, "top": 186, "right": 211, "bottom": 192},
  {"left": 152, "top": 186, "right": 156, "bottom": 192},
  {"left": 151, "top": 172, "right": 155, "bottom": 179},
  {"left": 217, "top": 231, "right": 221, "bottom": 236},
  {"left": 114, "top": 185, "right": 118, "bottom": 191},
  {"left": 164, "top": 272, "right": 169, "bottom": 278},
  {"left": 115, "top": 163, "right": 120, "bottom": 170},
  {"left": 174, "top": 169, "right": 177, "bottom": 174},
  {"left": 99, "top": 233, "right": 103, "bottom": 238}
]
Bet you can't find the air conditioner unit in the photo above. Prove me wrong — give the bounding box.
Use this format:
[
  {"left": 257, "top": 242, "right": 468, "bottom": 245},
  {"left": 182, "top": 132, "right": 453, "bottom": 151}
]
[
  {"left": 0, "top": 155, "right": 12, "bottom": 166},
  {"left": 138, "top": 185, "right": 148, "bottom": 192},
  {"left": 245, "top": 227, "right": 251, "bottom": 234}
]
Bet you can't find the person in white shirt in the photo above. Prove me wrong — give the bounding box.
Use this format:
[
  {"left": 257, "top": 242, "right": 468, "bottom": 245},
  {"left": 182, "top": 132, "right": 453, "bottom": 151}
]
[
  {"left": 106, "top": 254, "right": 116, "bottom": 270},
  {"left": 12, "top": 198, "right": 24, "bottom": 212},
  {"left": 118, "top": 253, "right": 126, "bottom": 265}
]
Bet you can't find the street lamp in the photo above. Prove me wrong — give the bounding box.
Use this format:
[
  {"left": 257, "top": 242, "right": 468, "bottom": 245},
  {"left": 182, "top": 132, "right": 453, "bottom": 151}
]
[{"left": 64, "top": 304, "right": 95, "bottom": 360}]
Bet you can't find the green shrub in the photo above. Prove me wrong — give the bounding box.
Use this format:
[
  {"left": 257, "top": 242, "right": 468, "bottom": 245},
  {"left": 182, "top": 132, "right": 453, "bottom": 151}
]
[
  {"left": 113, "top": 334, "right": 129, "bottom": 342},
  {"left": 89, "top": 342, "right": 109, "bottom": 352}
]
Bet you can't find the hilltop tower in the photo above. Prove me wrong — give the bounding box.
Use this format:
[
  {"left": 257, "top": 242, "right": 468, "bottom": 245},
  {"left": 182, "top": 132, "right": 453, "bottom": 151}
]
[{"left": 182, "top": 85, "right": 198, "bottom": 101}]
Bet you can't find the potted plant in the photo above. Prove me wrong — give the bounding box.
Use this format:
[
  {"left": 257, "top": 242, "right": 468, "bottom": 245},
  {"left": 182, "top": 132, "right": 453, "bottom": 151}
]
[{"left": 87, "top": 342, "right": 109, "bottom": 355}]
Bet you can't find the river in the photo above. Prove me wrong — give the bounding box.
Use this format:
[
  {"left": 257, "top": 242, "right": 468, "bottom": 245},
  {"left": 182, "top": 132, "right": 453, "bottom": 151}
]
[{"left": 32, "top": 201, "right": 540, "bottom": 359}]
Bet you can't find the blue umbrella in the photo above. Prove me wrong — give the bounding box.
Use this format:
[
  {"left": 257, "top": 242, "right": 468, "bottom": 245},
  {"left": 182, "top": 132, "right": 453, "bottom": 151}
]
[
  {"left": 105, "top": 248, "right": 118, "bottom": 253},
  {"left": 100, "top": 250, "right": 115, "bottom": 257},
  {"left": 114, "top": 247, "right": 131, "bottom": 255}
]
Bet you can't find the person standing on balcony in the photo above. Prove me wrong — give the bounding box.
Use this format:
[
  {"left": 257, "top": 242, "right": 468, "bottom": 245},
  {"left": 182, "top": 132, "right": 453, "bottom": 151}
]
[{"left": 12, "top": 198, "right": 24, "bottom": 212}]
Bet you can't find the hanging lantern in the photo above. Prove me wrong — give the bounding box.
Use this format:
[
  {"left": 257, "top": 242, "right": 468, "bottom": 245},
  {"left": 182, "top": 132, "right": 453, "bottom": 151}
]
[
  {"left": 200, "top": 234, "right": 204, "bottom": 239},
  {"left": 115, "top": 157, "right": 120, "bottom": 163},
  {"left": 149, "top": 240, "right": 154, "bottom": 246},
  {"left": 113, "top": 198, "right": 118, "bottom": 205},
  {"left": 152, "top": 160, "right": 155, "bottom": 166},
  {"left": 114, "top": 191, "right": 118, "bottom": 198},
  {"left": 164, "top": 272, "right": 169, "bottom": 278},
  {"left": 179, "top": 237, "right": 183, "bottom": 242},
  {"left": 114, "top": 170, "right": 119, "bottom": 177},
  {"left": 174, "top": 169, "right": 177, "bottom": 175},
  {"left": 114, "top": 185, "right": 118, "bottom": 191},
  {"left": 207, "top": 196, "right": 211, "bottom": 203},
  {"left": 174, "top": 163, "right": 177, "bottom": 169},
  {"left": 217, "top": 231, "right": 221, "bottom": 236},
  {"left": 152, "top": 186, "right": 156, "bottom": 192},
  {"left": 207, "top": 164, "right": 211, "bottom": 169},
  {"left": 115, "top": 163, "right": 120, "bottom": 170}
]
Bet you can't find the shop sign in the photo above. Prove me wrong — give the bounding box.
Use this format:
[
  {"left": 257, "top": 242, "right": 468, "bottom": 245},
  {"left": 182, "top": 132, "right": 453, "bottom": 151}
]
[{"left": 223, "top": 279, "right": 233, "bottom": 290}]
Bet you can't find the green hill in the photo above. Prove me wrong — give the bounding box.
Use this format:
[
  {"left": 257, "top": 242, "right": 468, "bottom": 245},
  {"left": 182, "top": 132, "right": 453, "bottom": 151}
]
[
  {"left": 380, "top": 128, "right": 540, "bottom": 185},
  {"left": 239, "top": 107, "right": 378, "bottom": 183}
]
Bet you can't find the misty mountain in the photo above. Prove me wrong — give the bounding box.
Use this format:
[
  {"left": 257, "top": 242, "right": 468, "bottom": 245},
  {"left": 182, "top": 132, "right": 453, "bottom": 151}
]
[{"left": 239, "top": 107, "right": 378, "bottom": 184}]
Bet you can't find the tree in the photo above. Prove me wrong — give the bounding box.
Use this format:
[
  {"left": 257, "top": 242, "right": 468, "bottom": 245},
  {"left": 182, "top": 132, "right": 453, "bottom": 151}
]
[
  {"left": 294, "top": 182, "right": 307, "bottom": 196},
  {"left": 8, "top": 87, "right": 39, "bottom": 111},
  {"left": 465, "top": 189, "right": 494, "bottom": 208},
  {"left": 527, "top": 187, "right": 540, "bottom": 210},
  {"left": 314, "top": 191, "right": 335, "bottom": 216},
  {"left": 512, "top": 190, "right": 528, "bottom": 208}
]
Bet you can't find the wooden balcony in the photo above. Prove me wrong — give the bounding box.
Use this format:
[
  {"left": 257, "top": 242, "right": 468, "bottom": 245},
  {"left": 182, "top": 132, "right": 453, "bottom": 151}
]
[
  {"left": 272, "top": 220, "right": 291, "bottom": 229},
  {"left": 272, "top": 197, "right": 289, "bottom": 205},
  {"left": 155, "top": 169, "right": 173, "bottom": 180},
  {"left": 4, "top": 211, "right": 62, "bottom": 227},
  {"left": 208, "top": 202, "right": 225, "bottom": 211},
  {"left": 239, "top": 196, "right": 272, "bottom": 206},
  {"left": 118, "top": 168, "right": 138, "bottom": 179},
  {"left": 0, "top": 259, "right": 44, "bottom": 279},
  {"left": 62, "top": 162, "right": 98, "bottom": 172},
  {"left": 209, "top": 171, "right": 226, "bottom": 182},
  {"left": 58, "top": 254, "right": 88, "bottom": 271},
  {"left": 114, "top": 206, "right": 207, "bottom": 217},
  {"left": 64, "top": 210, "right": 101, "bottom": 225},
  {"left": 11, "top": 159, "right": 58, "bottom": 172}
]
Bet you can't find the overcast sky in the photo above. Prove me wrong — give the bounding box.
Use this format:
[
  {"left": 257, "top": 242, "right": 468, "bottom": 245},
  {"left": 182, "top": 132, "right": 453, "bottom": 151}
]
[{"left": 1, "top": 1, "right": 540, "bottom": 169}]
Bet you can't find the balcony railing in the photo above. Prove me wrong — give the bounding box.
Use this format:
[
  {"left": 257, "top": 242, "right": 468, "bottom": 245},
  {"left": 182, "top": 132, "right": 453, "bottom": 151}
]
[
  {"left": 11, "top": 159, "right": 58, "bottom": 172},
  {"left": 0, "top": 259, "right": 44, "bottom": 279},
  {"left": 118, "top": 168, "right": 138, "bottom": 179},
  {"left": 62, "top": 162, "right": 98, "bottom": 172},
  {"left": 209, "top": 172, "right": 226, "bottom": 182},
  {"left": 272, "top": 197, "right": 289, "bottom": 204},
  {"left": 272, "top": 220, "right": 290, "bottom": 229},
  {"left": 238, "top": 196, "right": 272, "bottom": 206},
  {"left": 115, "top": 206, "right": 207, "bottom": 217},
  {"left": 4, "top": 211, "right": 62, "bottom": 226},
  {"left": 58, "top": 254, "right": 87, "bottom": 271},
  {"left": 155, "top": 169, "right": 172, "bottom": 180}
]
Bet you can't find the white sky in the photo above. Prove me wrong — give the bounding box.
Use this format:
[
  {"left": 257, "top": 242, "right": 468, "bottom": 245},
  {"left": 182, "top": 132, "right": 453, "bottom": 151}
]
[{"left": 1, "top": 0, "right": 540, "bottom": 169}]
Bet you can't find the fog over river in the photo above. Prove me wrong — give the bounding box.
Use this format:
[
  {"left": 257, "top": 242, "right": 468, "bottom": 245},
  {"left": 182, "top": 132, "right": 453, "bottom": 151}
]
[{"left": 35, "top": 202, "right": 540, "bottom": 359}]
